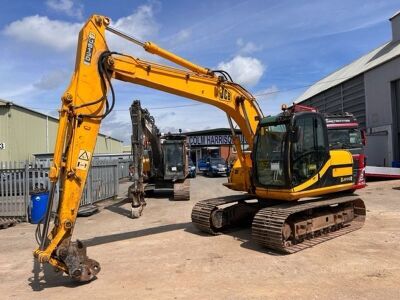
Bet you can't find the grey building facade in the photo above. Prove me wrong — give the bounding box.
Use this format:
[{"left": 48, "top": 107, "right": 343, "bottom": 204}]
[{"left": 296, "top": 12, "right": 400, "bottom": 167}]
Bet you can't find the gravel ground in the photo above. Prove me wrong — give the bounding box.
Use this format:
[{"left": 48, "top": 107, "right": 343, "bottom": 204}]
[{"left": 0, "top": 176, "right": 399, "bottom": 299}]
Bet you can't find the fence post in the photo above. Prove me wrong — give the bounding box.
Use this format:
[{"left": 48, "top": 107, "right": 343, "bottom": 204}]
[
  {"left": 114, "top": 161, "right": 119, "bottom": 197},
  {"left": 87, "top": 169, "right": 93, "bottom": 206},
  {"left": 24, "top": 161, "right": 29, "bottom": 222}
]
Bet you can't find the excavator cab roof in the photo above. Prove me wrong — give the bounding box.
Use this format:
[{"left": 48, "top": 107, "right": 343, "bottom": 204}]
[
  {"left": 258, "top": 110, "right": 309, "bottom": 127},
  {"left": 163, "top": 133, "right": 187, "bottom": 141}
]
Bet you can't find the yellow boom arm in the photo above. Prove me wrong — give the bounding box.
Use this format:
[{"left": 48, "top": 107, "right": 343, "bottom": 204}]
[{"left": 34, "top": 15, "right": 262, "bottom": 281}]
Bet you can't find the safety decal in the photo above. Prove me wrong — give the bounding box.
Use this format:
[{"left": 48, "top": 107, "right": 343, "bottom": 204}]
[{"left": 76, "top": 150, "right": 91, "bottom": 170}]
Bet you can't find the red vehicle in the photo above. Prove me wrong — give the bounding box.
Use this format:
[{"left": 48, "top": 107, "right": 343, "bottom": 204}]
[{"left": 324, "top": 113, "right": 366, "bottom": 190}]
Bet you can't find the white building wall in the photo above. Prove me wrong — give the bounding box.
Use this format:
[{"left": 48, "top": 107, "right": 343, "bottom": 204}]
[
  {"left": 364, "top": 56, "right": 400, "bottom": 166},
  {"left": 0, "top": 104, "right": 123, "bottom": 162}
]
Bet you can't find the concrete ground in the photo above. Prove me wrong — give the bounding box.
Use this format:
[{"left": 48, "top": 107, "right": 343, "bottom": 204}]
[{"left": 0, "top": 176, "right": 400, "bottom": 299}]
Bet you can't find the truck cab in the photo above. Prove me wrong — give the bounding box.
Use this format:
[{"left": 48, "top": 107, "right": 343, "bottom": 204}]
[{"left": 324, "top": 113, "right": 366, "bottom": 190}]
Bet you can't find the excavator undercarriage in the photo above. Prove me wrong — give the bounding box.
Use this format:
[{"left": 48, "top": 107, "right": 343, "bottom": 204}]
[{"left": 192, "top": 194, "right": 366, "bottom": 253}]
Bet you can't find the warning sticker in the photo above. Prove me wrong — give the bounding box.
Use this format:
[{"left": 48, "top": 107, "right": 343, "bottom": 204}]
[{"left": 76, "top": 150, "right": 91, "bottom": 170}]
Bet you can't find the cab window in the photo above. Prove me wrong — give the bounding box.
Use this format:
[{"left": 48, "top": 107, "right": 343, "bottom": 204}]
[
  {"left": 291, "top": 116, "right": 328, "bottom": 186},
  {"left": 255, "top": 124, "right": 287, "bottom": 187}
]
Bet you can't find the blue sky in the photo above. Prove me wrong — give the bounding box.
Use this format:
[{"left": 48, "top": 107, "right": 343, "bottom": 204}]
[{"left": 0, "top": 0, "right": 399, "bottom": 143}]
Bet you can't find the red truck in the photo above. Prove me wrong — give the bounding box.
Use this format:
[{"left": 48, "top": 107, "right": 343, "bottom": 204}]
[{"left": 324, "top": 113, "right": 366, "bottom": 190}]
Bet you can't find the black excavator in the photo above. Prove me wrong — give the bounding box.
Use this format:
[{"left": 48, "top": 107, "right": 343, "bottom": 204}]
[{"left": 129, "top": 100, "right": 190, "bottom": 218}]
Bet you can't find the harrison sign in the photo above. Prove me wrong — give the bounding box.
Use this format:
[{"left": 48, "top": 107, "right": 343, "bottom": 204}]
[{"left": 187, "top": 134, "right": 245, "bottom": 146}]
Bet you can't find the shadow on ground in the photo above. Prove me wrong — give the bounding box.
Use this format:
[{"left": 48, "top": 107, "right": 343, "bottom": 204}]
[
  {"left": 27, "top": 221, "right": 285, "bottom": 290},
  {"left": 185, "top": 222, "right": 285, "bottom": 256},
  {"left": 28, "top": 258, "right": 92, "bottom": 291},
  {"left": 28, "top": 221, "right": 193, "bottom": 290},
  {"left": 103, "top": 197, "right": 132, "bottom": 218},
  {"left": 84, "top": 222, "right": 193, "bottom": 247},
  {"left": 104, "top": 192, "right": 175, "bottom": 218}
]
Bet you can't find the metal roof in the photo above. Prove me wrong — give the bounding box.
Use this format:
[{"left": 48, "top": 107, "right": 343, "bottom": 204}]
[
  {"left": 0, "top": 98, "right": 123, "bottom": 143},
  {"left": 295, "top": 39, "right": 400, "bottom": 103}
]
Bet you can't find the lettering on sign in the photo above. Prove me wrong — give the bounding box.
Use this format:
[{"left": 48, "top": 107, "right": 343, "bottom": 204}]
[
  {"left": 0, "top": 143, "right": 5, "bottom": 150},
  {"left": 187, "top": 135, "right": 245, "bottom": 146},
  {"left": 218, "top": 87, "right": 231, "bottom": 101}
]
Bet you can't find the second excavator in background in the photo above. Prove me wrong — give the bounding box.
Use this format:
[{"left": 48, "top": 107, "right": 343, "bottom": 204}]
[{"left": 129, "top": 100, "right": 190, "bottom": 218}]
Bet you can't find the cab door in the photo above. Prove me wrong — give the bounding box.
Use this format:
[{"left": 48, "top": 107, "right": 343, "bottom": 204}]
[{"left": 290, "top": 114, "right": 329, "bottom": 188}]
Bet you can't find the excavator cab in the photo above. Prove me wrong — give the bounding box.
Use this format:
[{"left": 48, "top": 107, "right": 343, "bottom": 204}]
[
  {"left": 253, "top": 111, "right": 352, "bottom": 198},
  {"left": 162, "top": 135, "right": 188, "bottom": 181}
]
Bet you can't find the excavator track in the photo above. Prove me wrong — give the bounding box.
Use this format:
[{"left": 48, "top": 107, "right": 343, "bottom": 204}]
[
  {"left": 191, "top": 194, "right": 258, "bottom": 234},
  {"left": 252, "top": 195, "right": 366, "bottom": 253},
  {"left": 173, "top": 180, "right": 191, "bottom": 201}
]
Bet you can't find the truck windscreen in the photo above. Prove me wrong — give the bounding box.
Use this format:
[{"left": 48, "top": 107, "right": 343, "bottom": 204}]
[{"left": 328, "top": 128, "right": 362, "bottom": 149}]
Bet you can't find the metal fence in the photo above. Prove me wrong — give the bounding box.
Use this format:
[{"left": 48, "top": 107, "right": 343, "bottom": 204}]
[
  {"left": 80, "top": 160, "right": 119, "bottom": 206},
  {"left": 117, "top": 159, "right": 131, "bottom": 179},
  {"left": 0, "top": 161, "right": 29, "bottom": 219},
  {"left": 0, "top": 159, "right": 130, "bottom": 221}
]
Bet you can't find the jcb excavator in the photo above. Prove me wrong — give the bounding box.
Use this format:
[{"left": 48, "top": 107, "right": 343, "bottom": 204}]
[
  {"left": 34, "top": 15, "right": 366, "bottom": 282},
  {"left": 129, "top": 100, "right": 190, "bottom": 218}
]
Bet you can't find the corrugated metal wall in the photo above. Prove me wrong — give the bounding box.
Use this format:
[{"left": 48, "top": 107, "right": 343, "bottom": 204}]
[
  {"left": 0, "top": 105, "right": 123, "bottom": 161},
  {"left": 299, "top": 74, "right": 366, "bottom": 128},
  {"left": 0, "top": 105, "right": 9, "bottom": 161}
]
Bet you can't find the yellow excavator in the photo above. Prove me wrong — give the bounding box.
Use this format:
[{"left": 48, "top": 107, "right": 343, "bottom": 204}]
[{"left": 34, "top": 15, "right": 366, "bottom": 282}]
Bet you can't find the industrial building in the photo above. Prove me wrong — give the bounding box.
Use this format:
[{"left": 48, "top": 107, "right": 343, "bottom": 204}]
[
  {"left": 0, "top": 99, "right": 123, "bottom": 162},
  {"left": 296, "top": 12, "right": 400, "bottom": 167}
]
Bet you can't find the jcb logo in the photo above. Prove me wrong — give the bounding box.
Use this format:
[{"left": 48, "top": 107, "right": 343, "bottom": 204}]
[
  {"left": 215, "top": 86, "right": 231, "bottom": 101},
  {"left": 84, "top": 32, "right": 96, "bottom": 65}
]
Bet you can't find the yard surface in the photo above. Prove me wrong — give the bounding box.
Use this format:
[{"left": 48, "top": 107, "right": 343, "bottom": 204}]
[{"left": 0, "top": 176, "right": 399, "bottom": 299}]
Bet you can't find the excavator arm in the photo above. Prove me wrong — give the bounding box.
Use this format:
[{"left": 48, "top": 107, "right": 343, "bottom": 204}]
[
  {"left": 128, "top": 100, "right": 164, "bottom": 218},
  {"left": 34, "top": 15, "right": 262, "bottom": 281}
]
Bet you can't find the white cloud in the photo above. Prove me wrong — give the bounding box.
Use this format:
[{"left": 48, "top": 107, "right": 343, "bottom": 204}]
[
  {"left": 254, "top": 85, "right": 282, "bottom": 115},
  {"left": 34, "top": 70, "right": 69, "bottom": 90},
  {"left": 217, "top": 55, "right": 265, "bottom": 87},
  {"left": 2, "top": 15, "right": 81, "bottom": 51},
  {"left": 113, "top": 4, "right": 157, "bottom": 39},
  {"left": 0, "top": 84, "right": 36, "bottom": 100},
  {"left": 46, "top": 0, "right": 83, "bottom": 19},
  {"left": 255, "top": 85, "right": 279, "bottom": 102},
  {"left": 255, "top": 86, "right": 306, "bottom": 117},
  {"left": 2, "top": 3, "right": 159, "bottom": 55},
  {"left": 100, "top": 110, "right": 132, "bottom": 143},
  {"left": 106, "top": 4, "right": 159, "bottom": 56},
  {"left": 168, "top": 28, "right": 191, "bottom": 45},
  {"left": 236, "top": 38, "right": 262, "bottom": 54}
]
